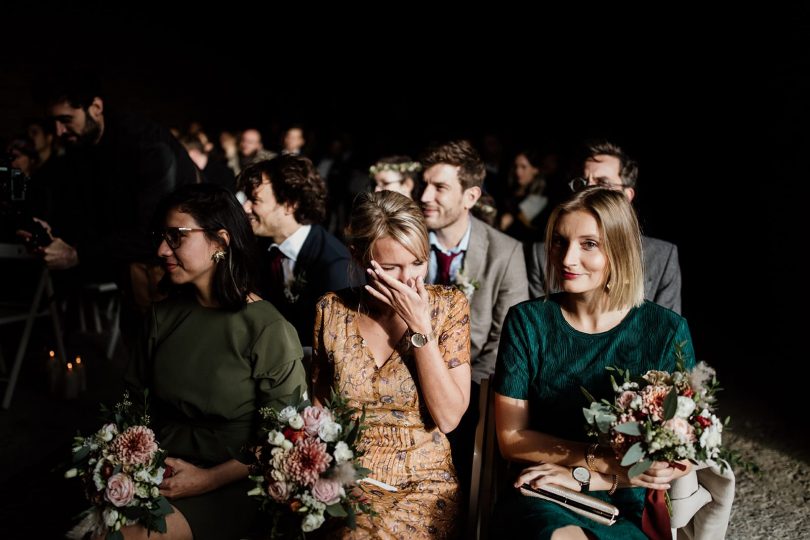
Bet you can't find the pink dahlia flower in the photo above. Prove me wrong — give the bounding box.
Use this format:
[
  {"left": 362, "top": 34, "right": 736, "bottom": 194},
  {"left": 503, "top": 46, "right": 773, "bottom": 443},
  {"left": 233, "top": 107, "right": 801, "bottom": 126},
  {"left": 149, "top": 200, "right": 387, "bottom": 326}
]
[
  {"left": 285, "top": 438, "right": 332, "bottom": 487},
  {"left": 111, "top": 426, "right": 158, "bottom": 466}
]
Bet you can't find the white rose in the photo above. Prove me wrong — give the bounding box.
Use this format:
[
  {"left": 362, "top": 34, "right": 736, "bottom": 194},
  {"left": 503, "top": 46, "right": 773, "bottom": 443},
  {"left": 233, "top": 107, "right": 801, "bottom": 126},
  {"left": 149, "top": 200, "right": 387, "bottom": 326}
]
[
  {"left": 700, "top": 425, "right": 722, "bottom": 450},
  {"left": 301, "top": 512, "right": 326, "bottom": 532},
  {"left": 267, "top": 430, "right": 286, "bottom": 446},
  {"left": 92, "top": 459, "right": 106, "bottom": 491},
  {"left": 318, "top": 421, "right": 342, "bottom": 442},
  {"left": 675, "top": 396, "right": 696, "bottom": 419},
  {"left": 97, "top": 423, "right": 118, "bottom": 443},
  {"left": 278, "top": 406, "right": 297, "bottom": 423},
  {"left": 282, "top": 439, "right": 293, "bottom": 451},
  {"left": 288, "top": 414, "right": 305, "bottom": 430},
  {"left": 103, "top": 508, "right": 119, "bottom": 528},
  {"left": 135, "top": 467, "right": 163, "bottom": 485},
  {"left": 151, "top": 486, "right": 160, "bottom": 498},
  {"left": 333, "top": 441, "right": 354, "bottom": 464}
]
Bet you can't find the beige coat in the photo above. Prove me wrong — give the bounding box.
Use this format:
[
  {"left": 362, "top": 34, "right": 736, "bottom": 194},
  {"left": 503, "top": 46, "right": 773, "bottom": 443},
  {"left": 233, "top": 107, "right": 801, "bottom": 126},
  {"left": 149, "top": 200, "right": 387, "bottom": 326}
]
[
  {"left": 670, "top": 460, "right": 736, "bottom": 539},
  {"left": 463, "top": 217, "right": 529, "bottom": 383}
]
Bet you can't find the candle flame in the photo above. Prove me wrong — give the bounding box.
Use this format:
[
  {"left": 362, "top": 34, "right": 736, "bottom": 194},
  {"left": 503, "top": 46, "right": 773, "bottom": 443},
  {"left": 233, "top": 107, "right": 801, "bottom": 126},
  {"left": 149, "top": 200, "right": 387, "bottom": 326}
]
[
  {"left": 67, "top": 362, "right": 73, "bottom": 370},
  {"left": 49, "top": 350, "right": 55, "bottom": 358},
  {"left": 75, "top": 356, "right": 82, "bottom": 365}
]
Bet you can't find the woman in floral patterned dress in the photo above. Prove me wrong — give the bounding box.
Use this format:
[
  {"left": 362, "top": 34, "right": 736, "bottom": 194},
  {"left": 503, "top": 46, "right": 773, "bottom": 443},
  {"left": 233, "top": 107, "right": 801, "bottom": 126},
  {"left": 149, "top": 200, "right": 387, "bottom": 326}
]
[{"left": 312, "top": 191, "right": 471, "bottom": 539}]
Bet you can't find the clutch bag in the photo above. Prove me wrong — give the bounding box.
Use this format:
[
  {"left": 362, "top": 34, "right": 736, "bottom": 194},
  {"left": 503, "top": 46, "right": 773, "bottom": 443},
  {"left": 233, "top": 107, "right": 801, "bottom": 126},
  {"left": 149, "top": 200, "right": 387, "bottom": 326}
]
[{"left": 519, "top": 483, "right": 620, "bottom": 526}]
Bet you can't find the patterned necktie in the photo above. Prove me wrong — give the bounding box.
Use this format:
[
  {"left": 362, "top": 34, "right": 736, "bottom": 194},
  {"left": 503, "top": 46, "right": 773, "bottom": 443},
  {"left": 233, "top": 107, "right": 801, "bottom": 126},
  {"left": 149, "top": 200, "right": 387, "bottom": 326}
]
[{"left": 433, "top": 246, "right": 463, "bottom": 286}]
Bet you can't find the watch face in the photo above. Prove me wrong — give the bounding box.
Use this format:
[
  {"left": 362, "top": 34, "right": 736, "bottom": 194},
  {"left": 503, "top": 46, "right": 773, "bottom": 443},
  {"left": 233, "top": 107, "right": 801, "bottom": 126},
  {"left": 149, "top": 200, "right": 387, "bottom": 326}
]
[
  {"left": 411, "top": 333, "right": 427, "bottom": 347},
  {"left": 572, "top": 466, "right": 591, "bottom": 484}
]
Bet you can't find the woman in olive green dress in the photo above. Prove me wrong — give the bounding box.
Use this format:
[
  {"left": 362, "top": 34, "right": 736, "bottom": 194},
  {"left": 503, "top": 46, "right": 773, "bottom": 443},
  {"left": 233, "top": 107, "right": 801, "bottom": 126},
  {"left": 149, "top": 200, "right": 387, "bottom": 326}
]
[
  {"left": 493, "top": 187, "right": 695, "bottom": 540},
  {"left": 124, "top": 184, "right": 307, "bottom": 540}
]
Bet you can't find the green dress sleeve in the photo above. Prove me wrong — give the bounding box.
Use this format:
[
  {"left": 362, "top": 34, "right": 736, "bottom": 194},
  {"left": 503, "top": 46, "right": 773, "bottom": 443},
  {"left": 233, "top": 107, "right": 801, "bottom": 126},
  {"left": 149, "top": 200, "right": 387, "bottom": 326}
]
[
  {"left": 493, "top": 303, "right": 535, "bottom": 400},
  {"left": 252, "top": 316, "right": 307, "bottom": 410},
  {"left": 664, "top": 317, "right": 696, "bottom": 370},
  {"left": 123, "top": 304, "right": 158, "bottom": 406}
]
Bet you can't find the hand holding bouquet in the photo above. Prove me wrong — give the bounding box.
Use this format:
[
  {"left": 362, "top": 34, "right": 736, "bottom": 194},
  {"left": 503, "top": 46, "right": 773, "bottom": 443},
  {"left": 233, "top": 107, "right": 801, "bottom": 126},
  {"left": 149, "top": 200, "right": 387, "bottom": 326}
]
[
  {"left": 248, "top": 388, "right": 373, "bottom": 538},
  {"left": 65, "top": 391, "right": 171, "bottom": 539},
  {"left": 582, "top": 345, "right": 726, "bottom": 478}
]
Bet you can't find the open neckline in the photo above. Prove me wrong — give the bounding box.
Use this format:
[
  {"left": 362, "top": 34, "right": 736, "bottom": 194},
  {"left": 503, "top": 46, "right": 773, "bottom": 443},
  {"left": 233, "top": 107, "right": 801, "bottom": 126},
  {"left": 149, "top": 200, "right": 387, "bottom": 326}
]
[{"left": 352, "top": 313, "right": 410, "bottom": 370}]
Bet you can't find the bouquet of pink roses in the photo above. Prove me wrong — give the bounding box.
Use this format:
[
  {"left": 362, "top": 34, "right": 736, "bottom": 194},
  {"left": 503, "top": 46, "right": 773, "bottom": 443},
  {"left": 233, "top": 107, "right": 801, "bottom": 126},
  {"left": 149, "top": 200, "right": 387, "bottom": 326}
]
[
  {"left": 247, "top": 388, "right": 372, "bottom": 538},
  {"left": 582, "top": 345, "right": 726, "bottom": 477},
  {"left": 65, "top": 391, "right": 172, "bottom": 539}
]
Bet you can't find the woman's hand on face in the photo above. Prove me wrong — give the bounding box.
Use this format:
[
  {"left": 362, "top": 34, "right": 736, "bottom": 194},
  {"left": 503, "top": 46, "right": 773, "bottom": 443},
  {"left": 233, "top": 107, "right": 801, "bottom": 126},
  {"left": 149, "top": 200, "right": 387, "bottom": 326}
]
[
  {"left": 514, "top": 462, "right": 582, "bottom": 492},
  {"left": 364, "top": 260, "right": 431, "bottom": 332},
  {"left": 628, "top": 460, "right": 693, "bottom": 491},
  {"left": 159, "top": 457, "right": 214, "bottom": 499}
]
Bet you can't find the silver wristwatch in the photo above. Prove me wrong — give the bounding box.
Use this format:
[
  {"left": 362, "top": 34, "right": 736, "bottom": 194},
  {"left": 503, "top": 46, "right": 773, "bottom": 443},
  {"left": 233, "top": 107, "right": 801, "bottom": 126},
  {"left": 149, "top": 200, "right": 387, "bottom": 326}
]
[
  {"left": 410, "top": 330, "right": 435, "bottom": 348},
  {"left": 572, "top": 466, "right": 591, "bottom": 492}
]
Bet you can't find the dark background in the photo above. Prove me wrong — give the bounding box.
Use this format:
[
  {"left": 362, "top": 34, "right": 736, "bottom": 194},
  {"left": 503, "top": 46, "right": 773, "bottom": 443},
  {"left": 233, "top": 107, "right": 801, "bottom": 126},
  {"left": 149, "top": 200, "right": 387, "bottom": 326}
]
[
  {"left": 0, "top": 8, "right": 807, "bottom": 535},
  {"left": 4, "top": 9, "right": 805, "bottom": 377}
]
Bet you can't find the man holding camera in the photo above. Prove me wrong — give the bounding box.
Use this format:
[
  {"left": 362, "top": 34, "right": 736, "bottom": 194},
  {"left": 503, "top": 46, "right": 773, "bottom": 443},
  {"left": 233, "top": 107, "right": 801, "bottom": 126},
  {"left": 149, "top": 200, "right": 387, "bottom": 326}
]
[{"left": 23, "top": 76, "right": 197, "bottom": 313}]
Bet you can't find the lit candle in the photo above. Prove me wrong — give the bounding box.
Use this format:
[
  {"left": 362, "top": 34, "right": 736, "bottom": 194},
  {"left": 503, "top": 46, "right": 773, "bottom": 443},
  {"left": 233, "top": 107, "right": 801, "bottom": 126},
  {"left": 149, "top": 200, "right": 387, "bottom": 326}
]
[
  {"left": 74, "top": 356, "right": 87, "bottom": 392},
  {"left": 63, "top": 362, "right": 80, "bottom": 400},
  {"left": 47, "top": 350, "right": 62, "bottom": 394}
]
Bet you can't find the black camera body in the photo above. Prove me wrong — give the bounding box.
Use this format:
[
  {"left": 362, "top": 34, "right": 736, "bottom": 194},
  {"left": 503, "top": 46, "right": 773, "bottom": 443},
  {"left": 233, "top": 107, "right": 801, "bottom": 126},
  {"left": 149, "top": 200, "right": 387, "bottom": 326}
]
[
  {"left": 0, "top": 160, "right": 52, "bottom": 249},
  {"left": 0, "top": 162, "right": 28, "bottom": 202}
]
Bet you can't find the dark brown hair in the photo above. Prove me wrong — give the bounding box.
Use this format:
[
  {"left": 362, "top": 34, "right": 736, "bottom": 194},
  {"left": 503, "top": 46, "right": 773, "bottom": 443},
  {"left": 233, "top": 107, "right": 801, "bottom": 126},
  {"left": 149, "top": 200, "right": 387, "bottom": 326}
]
[{"left": 419, "top": 140, "right": 486, "bottom": 191}]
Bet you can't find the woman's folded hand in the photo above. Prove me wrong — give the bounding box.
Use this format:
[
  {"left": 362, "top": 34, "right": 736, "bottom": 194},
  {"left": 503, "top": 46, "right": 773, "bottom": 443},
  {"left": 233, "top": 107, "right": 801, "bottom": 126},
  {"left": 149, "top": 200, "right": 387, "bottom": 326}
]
[{"left": 514, "top": 462, "right": 582, "bottom": 492}]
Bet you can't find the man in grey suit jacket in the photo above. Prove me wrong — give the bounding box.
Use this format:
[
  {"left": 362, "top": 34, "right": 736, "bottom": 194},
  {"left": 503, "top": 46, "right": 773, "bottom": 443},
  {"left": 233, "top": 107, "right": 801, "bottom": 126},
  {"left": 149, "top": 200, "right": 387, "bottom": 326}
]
[
  {"left": 527, "top": 140, "right": 682, "bottom": 313},
  {"left": 420, "top": 140, "right": 528, "bottom": 495}
]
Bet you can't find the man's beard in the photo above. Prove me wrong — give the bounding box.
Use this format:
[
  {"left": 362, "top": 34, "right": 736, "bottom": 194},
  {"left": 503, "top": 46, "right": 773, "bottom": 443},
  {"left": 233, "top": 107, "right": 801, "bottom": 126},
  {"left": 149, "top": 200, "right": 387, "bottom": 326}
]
[{"left": 65, "top": 112, "right": 102, "bottom": 147}]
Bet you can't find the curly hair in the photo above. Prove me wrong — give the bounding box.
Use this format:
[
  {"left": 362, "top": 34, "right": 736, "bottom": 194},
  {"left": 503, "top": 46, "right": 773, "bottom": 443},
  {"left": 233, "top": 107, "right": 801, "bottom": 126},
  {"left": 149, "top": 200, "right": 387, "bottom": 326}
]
[
  {"left": 237, "top": 155, "right": 327, "bottom": 224},
  {"left": 419, "top": 140, "right": 486, "bottom": 191}
]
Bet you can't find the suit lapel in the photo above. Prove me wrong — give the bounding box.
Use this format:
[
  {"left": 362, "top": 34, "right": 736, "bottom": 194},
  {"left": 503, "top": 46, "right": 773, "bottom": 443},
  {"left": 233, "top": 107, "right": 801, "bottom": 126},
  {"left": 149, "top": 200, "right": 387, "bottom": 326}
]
[
  {"left": 293, "top": 225, "right": 320, "bottom": 278},
  {"left": 463, "top": 217, "right": 488, "bottom": 282}
]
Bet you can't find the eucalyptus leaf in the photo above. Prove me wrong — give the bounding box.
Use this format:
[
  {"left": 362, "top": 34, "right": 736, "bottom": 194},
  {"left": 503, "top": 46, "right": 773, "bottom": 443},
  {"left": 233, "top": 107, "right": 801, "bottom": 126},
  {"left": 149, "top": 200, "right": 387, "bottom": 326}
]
[
  {"left": 153, "top": 516, "right": 168, "bottom": 534},
  {"left": 621, "top": 442, "right": 645, "bottom": 466},
  {"left": 347, "top": 505, "right": 357, "bottom": 530},
  {"left": 595, "top": 412, "right": 616, "bottom": 434},
  {"left": 580, "top": 386, "right": 596, "bottom": 404},
  {"left": 663, "top": 386, "right": 678, "bottom": 420},
  {"left": 326, "top": 503, "right": 348, "bottom": 517},
  {"left": 628, "top": 459, "right": 653, "bottom": 478},
  {"left": 615, "top": 422, "right": 641, "bottom": 436},
  {"left": 72, "top": 445, "right": 90, "bottom": 463},
  {"left": 156, "top": 496, "right": 173, "bottom": 514}
]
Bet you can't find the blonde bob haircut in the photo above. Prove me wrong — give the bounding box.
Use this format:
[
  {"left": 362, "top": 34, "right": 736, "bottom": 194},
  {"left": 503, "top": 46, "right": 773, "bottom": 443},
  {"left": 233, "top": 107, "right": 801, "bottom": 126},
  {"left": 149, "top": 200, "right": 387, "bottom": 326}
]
[
  {"left": 345, "top": 190, "right": 430, "bottom": 268},
  {"left": 544, "top": 187, "right": 644, "bottom": 311}
]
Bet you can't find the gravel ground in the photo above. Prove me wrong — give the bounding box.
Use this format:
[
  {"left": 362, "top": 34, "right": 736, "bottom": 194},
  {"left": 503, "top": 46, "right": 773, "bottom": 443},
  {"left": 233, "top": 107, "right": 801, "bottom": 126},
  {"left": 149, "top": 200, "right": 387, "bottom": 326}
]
[{"left": 722, "top": 396, "right": 810, "bottom": 540}]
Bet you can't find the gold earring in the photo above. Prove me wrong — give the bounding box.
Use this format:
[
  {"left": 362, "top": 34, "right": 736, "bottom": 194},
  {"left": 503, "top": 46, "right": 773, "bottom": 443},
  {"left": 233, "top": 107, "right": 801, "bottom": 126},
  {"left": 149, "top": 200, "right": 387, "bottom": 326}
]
[{"left": 212, "top": 250, "right": 226, "bottom": 262}]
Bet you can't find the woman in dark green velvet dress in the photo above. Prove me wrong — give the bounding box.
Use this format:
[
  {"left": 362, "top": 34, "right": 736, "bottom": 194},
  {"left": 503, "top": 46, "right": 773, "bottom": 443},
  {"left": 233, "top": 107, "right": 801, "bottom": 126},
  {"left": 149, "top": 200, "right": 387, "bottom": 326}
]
[
  {"left": 493, "top": 188, "right": 695, "bottom": 540},
  {"left": 124, "top": 184, "right": 307, "bottom": 540}
]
